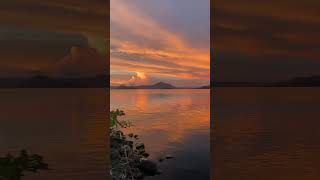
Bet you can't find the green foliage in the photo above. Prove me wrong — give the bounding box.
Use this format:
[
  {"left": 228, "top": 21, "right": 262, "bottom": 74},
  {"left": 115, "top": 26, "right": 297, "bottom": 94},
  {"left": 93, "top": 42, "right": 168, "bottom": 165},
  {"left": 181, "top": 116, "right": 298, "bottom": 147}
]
[
  {"left": 110, "top": 109, "right": 143, "bottom": 179},
  {"left": 0, "top": 150, "right": 48, "bottom": 180},
  {"left": 110, "top": 109, "right": 171, "bottom": 179},
  {"left": 110, "top": 109, "right": 131, "bottom": 129}
]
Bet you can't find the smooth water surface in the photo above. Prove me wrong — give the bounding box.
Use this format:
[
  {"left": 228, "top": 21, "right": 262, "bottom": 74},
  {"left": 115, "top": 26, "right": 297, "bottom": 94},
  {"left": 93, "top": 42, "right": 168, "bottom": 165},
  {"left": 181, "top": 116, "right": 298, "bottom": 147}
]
[
  {"left": 111, "top": 89, "right": 210, "bottom": 180},
  {"left": 213, "top": 87, "right": 320, "bottom": 180},
  {"left": 0, "top": 88, "right": 108, "bottom": 180}
]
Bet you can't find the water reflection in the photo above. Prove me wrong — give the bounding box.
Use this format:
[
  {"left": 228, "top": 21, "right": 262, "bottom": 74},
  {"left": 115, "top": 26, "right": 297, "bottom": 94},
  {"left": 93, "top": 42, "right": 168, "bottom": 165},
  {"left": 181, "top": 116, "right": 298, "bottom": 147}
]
[
  {"left": 111, "top": 89, "right": 210, "bottom": 180},
  {"left": 213, "top": 87, "right": 320, "bottom": 180},
  {"left": 0, "top": 89, "right": 108, "bottom": 180}
]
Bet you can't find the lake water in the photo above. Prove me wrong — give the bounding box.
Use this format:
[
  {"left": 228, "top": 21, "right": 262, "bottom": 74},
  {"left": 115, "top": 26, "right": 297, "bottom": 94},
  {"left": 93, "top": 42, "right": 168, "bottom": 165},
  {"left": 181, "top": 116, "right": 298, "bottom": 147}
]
[
  {"left": 2, "top": 87, "right": 316, "bottom": 179},
  {"left": 0, "top": 88, "right": 108, "bottom": 180},
  {"left": 213, "top": 87, "right": 320, "bottom": 180},
  {"left": 111, "top": 89, "right": 210, "bottom": 180}
]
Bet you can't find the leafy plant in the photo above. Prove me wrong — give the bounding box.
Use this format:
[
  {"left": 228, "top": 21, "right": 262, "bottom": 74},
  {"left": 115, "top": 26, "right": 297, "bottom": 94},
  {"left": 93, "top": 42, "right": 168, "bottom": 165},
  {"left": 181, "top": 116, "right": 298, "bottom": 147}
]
[
  {"left": 110, "top": 109, "right": 131, "bottom": 129},
  {"left": 0, "top": 150, "right": 48, "bottom": 180},
  {"left": 110, "top": 109, "right": 172, "bottom": 179},
  {"left": 110, "top": 109, "right": 151, "bottom": 179}
]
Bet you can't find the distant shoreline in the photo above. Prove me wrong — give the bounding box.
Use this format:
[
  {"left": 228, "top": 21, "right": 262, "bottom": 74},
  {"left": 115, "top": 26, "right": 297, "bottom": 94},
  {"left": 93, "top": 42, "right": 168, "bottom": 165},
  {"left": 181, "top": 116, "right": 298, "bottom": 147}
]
[
  {"left": 0, "top": 75, "right": 109, "bottom": 88},
  {"left": 111, "top": 88, "right": 210, "bottom": 90},
  {"left": 111, "top": 82, "right": 210, "bottom": 89},
  {"left": 0, "top": 75, "right": 319, "bottom": 88}
]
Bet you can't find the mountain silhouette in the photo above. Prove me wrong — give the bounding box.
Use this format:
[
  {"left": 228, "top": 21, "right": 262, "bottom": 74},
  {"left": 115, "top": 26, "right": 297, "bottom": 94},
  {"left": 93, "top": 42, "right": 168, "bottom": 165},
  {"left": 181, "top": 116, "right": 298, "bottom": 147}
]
[
  {"left": 214, "top": 75, "right": 320, "bottom": 87},
  {"left": 115, "top": 82, "right": 176, "bottom": 89},
  {"left": 0, "top": 74, "right": 108, "bottom": 88}
]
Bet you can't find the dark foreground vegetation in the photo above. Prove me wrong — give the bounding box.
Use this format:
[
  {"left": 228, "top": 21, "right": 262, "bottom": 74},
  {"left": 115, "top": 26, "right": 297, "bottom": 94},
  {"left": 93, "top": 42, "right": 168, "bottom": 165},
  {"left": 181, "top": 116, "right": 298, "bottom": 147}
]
[
  {"left": 0, "top": 150, "right": 48, "bottom": 180},
  {"left": 110, "top": 109, "right": 162, "bottom": 180}
]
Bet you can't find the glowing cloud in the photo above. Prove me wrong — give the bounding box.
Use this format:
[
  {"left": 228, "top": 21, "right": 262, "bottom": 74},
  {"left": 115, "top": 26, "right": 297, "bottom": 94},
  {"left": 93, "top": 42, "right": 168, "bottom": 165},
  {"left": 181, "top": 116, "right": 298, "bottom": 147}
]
[
  {"left": 136, "top": 72, "right": 146, "bottom": 80},
  {"left": 111, "top": 0, "right": 210, "bottom": 87}
]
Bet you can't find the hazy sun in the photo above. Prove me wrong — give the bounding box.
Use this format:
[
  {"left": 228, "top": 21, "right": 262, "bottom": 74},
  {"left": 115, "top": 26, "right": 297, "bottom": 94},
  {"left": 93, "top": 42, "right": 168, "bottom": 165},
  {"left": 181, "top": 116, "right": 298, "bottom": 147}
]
[{"left": 136, "top": 72, "right": 146, "bottom": 80}]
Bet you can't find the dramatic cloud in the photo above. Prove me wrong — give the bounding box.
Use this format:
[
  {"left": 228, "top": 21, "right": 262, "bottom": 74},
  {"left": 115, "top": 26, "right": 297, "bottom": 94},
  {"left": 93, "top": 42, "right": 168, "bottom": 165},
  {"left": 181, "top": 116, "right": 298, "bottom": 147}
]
[
  {"left": 0, "top": 0, "right": 107, "bottom": 36},
  {"left": 0, "top": 0, "right": 108, "bottom": 77},
  {"left": 111, "top": 0, "right": 210, "bottom": 87},
  {"left": 48, "top": 46, "right": 108, "bottom": 77},
  {"left": 213, "top": 0, "right": 320, "bottom": 82}
]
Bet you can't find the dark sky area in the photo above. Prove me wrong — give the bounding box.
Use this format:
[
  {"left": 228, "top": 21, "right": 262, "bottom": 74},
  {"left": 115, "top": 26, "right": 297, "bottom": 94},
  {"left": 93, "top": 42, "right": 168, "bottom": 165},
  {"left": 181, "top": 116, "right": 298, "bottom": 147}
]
[
  {"left": 2, "top": 0, "right": 318, "bottom": 81},
  {"left": 0, "top": 0, "right": 108, "bottom": 78},
  {"left": 213, "top": 0, "right": 320, "bottom": 82}
]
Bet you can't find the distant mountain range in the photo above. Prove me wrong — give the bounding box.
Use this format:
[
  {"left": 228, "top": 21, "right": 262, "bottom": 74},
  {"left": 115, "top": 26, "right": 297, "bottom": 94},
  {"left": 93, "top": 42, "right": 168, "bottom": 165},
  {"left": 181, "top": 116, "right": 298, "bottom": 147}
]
[
  {"left": 0, "top": 77, "right": 208, "bottom": 89},
  {"left": 1, "top": 75, "right": 319, "bottom": 88},
  {"left": 0, "top": 74, "right": 109, "bottom": 88},
  {"left": 214, "top": 76, "right": 320, "bottom": 87},
  {"left": 113, "top": 82, "right": 175, "bottom": 89},
  {"left": 280, "top": 76, "right": 320, "bottom": 86},
  {"left": 112, "top": 82, "right": 210, "bottom": 89}
]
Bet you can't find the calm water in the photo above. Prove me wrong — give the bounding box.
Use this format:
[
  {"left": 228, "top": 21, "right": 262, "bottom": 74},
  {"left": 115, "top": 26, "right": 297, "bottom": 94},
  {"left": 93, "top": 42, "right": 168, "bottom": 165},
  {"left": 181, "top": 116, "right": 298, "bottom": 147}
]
[
  {"left": 111, "top": 89, "right": 210, "bottom": 180},
  {"left": 0, "top": 89, "right": 108, "bottom": 180},
  {"left": 213, "top": 87, "right": 320, "bottom": 180}
]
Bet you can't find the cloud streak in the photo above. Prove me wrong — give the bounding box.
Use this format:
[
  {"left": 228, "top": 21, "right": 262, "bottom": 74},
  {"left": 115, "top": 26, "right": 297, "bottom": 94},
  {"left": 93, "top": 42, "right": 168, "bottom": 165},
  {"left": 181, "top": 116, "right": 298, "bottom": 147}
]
[
  {"left": 0, "top": 0, "right": 108, "bottom": 77},
  {"left": 0, "top": 0, "right": 108, "bottom": 36},
  {"left": 212, "top": 0, "right": 320, "bottom": 81},
  {"left": 111, "top": 0, "right": 210, "bottom": 87}
]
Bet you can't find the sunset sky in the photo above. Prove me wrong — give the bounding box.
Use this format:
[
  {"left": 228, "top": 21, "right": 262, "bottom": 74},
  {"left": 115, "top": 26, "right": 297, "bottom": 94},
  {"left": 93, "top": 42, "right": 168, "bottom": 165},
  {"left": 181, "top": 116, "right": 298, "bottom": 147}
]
[
  {"left": 0, "top": 0, "right": 107, "bottom": 78},
  {"left": 110, "top": 0, "right": 210, "bottom": 87},
  {"left": 213, "top": 0, "right": 320, "bottom": 82}
]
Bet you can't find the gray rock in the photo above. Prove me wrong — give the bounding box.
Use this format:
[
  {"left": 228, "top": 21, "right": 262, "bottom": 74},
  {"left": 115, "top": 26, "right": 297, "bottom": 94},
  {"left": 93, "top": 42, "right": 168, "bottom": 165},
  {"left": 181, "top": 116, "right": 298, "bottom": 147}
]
[{"left": 139, "top": 160, "right": 160, "bottom": 176}]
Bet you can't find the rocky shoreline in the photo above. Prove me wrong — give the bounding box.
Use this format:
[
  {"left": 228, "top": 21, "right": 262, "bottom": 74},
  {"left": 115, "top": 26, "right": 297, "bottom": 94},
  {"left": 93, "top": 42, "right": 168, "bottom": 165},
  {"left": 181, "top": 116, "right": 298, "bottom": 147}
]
[
  {"left": 110, "top": 130, "right": 160, "bottom": 180},
  {"left": 109, "top": 109, "right": 174, "bottom": 180}
]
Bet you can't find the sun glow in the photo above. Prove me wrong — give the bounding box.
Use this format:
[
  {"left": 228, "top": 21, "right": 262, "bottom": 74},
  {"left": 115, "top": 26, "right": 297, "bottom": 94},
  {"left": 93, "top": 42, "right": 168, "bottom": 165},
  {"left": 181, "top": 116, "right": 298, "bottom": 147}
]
[
  {"left": 110, "top": 1, "right": 210, "bottom": 87},
  {"left": 136, "top": 71, "right": 146, "bottom": 80}
]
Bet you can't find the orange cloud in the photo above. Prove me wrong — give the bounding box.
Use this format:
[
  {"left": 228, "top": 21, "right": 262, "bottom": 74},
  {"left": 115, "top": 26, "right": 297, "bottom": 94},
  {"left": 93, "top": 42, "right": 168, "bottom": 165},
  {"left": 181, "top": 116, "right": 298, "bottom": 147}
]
[
  {"left": 111, "top": 1, "right": 209, "bottom": 86},
  {"left": 0, "top": 0, "right": 108, "bottom": 36},
  {"left": 213, "top": 1, "right": 320, "bottom": 60},
  {"left": 111, "top": 71, "right": 148, "bottom": 85},
  {"left": 136, "top": 72, "right": 146, "bottom": 80},
  {"left": 111, "top": 58, "right": 209, "bottom": 81}
]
